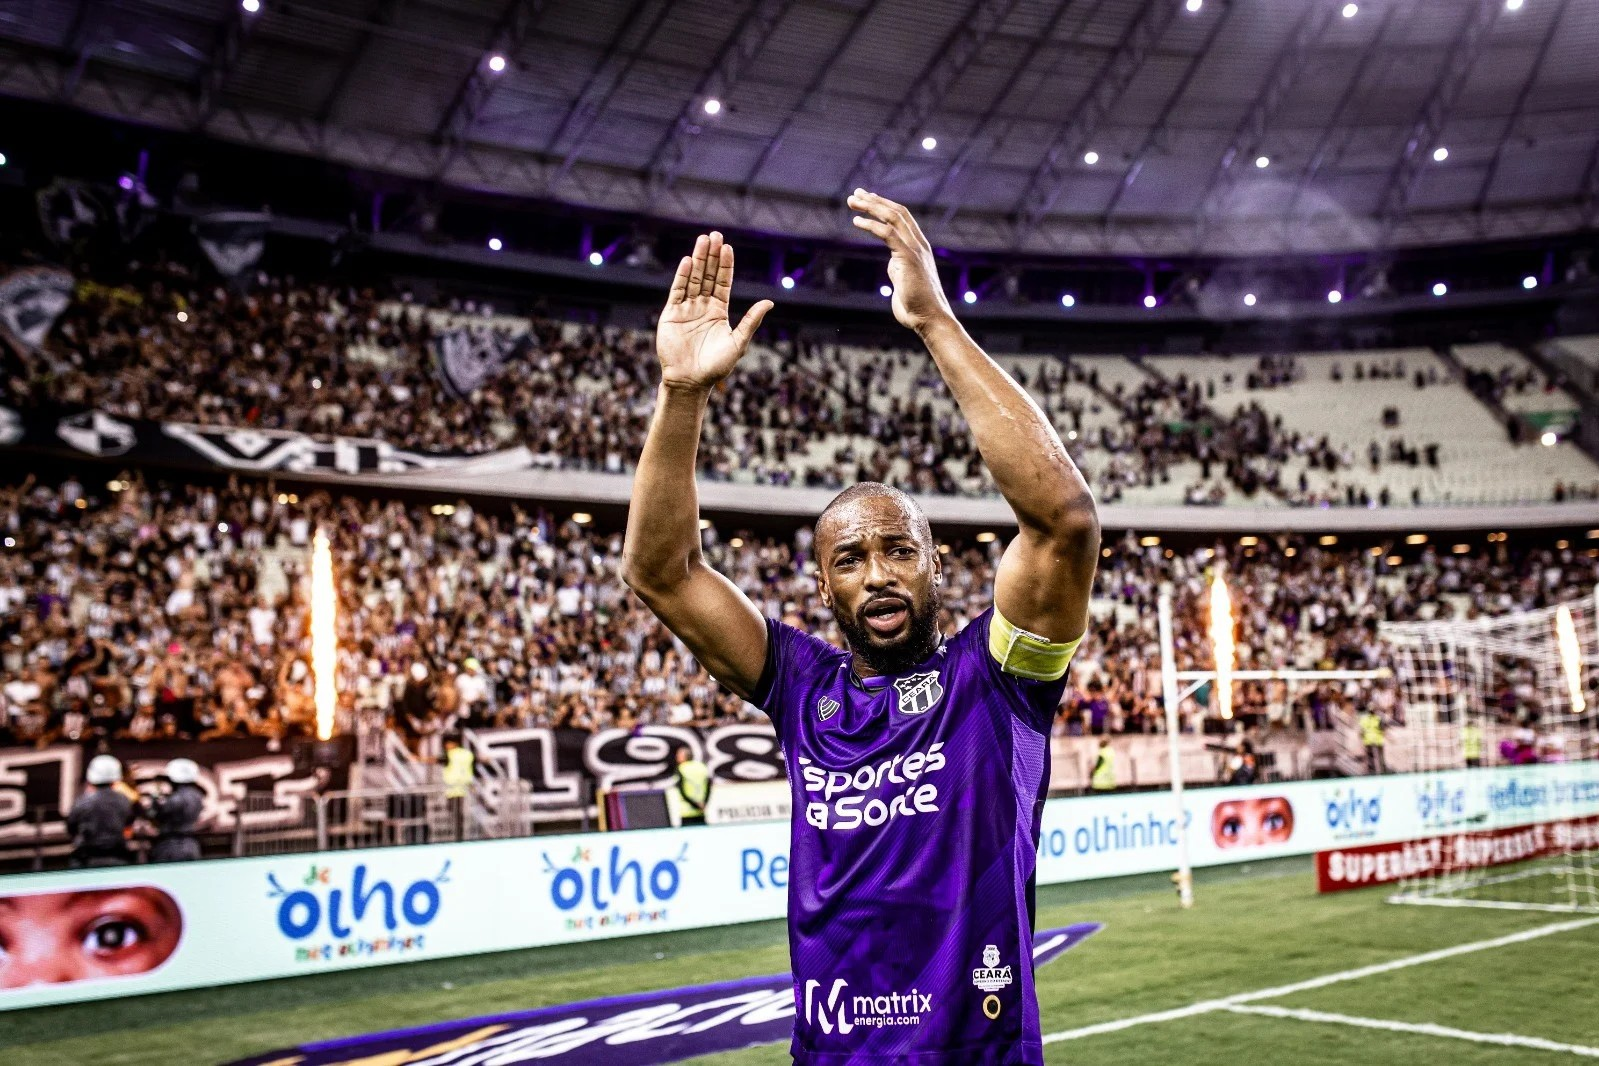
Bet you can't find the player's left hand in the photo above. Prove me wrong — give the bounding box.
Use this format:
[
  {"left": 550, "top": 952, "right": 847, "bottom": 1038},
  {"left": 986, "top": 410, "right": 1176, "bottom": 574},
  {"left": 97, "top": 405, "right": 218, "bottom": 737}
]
[{"left": 847, "top": 189, "right": 953, "bottom": 333}]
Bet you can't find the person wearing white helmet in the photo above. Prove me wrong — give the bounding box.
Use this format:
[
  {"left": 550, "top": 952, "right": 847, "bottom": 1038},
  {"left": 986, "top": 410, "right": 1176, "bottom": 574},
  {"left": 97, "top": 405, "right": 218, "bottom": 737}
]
[
  {"left": 67, "top": 754, "right": 134, "bottom": 867},
  {"left": 147, "top": 758, "right": 205, "bottom": 862}
]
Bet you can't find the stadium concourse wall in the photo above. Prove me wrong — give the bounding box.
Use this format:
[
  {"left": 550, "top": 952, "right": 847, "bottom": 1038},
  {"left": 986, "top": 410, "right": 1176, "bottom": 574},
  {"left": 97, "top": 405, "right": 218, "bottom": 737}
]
[{"left": 2, "top": 763, "right": 1597, "bottom": 1011}]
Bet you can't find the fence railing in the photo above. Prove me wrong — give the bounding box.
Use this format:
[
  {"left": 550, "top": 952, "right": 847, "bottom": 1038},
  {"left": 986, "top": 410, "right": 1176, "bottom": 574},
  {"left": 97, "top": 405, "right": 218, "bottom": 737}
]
[{"left": 232, "top": 781, "right": 535, "bottom": 858}]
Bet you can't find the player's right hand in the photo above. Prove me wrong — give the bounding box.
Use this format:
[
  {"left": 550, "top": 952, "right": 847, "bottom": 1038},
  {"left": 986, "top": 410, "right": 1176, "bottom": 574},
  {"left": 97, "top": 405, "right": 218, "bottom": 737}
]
[{"left": 656, "top": 231, "right": 773, "bottom": 392}]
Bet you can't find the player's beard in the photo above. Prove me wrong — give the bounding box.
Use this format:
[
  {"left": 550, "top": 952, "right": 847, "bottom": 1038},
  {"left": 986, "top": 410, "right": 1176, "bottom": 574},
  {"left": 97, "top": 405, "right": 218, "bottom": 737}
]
[{"left": 837, "top": 584, "right": 943, "bottom": 676}]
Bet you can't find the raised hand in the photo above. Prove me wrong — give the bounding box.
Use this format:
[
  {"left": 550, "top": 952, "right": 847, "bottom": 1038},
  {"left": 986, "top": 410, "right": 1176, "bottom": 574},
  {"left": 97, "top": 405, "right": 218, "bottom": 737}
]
[
  {"left": 656, "top": 231, "right": 774, "bottom": 392},
  {"left": 847, "top": 189, "right": 954, "bottom": 333}
]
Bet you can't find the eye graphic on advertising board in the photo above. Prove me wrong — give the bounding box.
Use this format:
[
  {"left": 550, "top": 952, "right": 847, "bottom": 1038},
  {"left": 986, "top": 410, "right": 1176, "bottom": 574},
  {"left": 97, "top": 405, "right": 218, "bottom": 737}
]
[
  {"left": 1210, "top": 796, "right": 1295, "bottom": 849},
  {"left": 0, "top": 886, "right": 183, "bottom": 989}
]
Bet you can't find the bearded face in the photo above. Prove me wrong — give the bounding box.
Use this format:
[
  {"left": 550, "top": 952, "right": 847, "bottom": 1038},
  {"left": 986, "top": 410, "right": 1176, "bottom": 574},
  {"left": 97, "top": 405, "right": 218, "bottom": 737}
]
[{"left": 815, "top": 495, "right": 942, "bottom": 677}]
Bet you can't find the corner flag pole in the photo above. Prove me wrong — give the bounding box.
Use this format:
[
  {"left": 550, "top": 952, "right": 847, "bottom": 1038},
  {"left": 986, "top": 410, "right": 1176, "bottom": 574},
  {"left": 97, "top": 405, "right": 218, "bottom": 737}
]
[{"left": 1157, "top": 588, "right": 1194, "bottom": 909}]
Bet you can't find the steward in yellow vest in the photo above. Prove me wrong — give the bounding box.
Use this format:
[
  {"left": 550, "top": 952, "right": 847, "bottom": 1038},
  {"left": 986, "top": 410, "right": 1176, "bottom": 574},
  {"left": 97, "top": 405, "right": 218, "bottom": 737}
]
[
  {"left": 1090, "top": 739, "right": 1117, "bottom": 792},
  {"left": 674, "top": 747, "right": 712, "bottom": 825}
]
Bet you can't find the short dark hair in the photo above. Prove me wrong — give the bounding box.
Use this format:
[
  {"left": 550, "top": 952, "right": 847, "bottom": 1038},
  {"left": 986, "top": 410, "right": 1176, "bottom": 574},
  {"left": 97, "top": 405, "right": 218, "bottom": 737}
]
[{"left": 814, "top": 482, "right": 932, "bottom": 554}]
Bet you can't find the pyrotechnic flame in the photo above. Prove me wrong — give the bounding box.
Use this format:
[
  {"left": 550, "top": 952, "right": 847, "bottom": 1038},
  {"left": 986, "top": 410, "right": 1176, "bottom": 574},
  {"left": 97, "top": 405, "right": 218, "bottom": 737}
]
[
  {"left": 1556, "top": 604, "right": 1585, "bottom": 715},
  {"left": 1209, "top": 575, "right": 1235, "bottom": 720},
  {"left": 311, "top": 530, "right": 337, "bottom": 741}
]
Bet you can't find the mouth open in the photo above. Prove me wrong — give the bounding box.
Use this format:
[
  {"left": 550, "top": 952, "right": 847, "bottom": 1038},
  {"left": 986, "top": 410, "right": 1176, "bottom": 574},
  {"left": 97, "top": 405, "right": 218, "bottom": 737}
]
[{"left": 863, "top": 598, "right": 909, "bottom": 635}]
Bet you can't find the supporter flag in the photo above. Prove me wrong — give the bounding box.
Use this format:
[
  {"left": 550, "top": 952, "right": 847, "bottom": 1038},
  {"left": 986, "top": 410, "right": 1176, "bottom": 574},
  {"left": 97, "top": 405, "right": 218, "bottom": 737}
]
[
  {"left": 0, "top": 266, "right": 74, "bottom": 352},
  {"left": 195, "top": 211, "right": 271, "bottom": 278},
  {"left": 431, "top": 327, "right": 530, "bottom": 398},
  {"left": 36, "top": 178, "right": 152, "bottom": 247}
]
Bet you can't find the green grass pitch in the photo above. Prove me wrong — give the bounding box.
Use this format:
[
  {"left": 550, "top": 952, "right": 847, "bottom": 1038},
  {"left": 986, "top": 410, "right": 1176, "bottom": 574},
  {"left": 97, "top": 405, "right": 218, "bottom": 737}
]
[{"left": 3, "top": 856, "right": 1596, "bottom": 1065}]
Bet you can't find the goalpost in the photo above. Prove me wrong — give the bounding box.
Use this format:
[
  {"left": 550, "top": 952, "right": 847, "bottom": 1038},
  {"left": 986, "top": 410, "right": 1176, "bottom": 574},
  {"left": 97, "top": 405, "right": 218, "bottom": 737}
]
[
  {"left": 1380, "top": 589, "right": 1599, "bottom": 913},
  {"left": 1157, "top": 580, "right": 1389, "bottom": 909}
]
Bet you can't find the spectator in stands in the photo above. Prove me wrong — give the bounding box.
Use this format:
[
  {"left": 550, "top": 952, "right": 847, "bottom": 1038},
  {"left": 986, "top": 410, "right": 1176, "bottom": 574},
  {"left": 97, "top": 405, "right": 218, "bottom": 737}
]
[
  {"left": 2, "top": 471, "right": 1598, "bottom": 756},
  {"left": 146, "top": 758, "right": 204, "bottom": 862},
  {"left": 11, "top": 258, "right": 1557, "bottom": 508}
]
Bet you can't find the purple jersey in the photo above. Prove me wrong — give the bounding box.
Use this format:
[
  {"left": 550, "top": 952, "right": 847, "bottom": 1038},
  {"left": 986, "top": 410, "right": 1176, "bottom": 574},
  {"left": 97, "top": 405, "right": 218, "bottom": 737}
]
[{"left": 753, "top": 606, "right": 1069, "bottom": 1064}]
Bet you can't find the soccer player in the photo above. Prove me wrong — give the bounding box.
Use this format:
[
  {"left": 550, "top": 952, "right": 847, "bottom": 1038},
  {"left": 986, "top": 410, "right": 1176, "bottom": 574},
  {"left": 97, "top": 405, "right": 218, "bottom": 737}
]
[{"left": 622, "top": 191, "right": 1098, "bottom": 1064}]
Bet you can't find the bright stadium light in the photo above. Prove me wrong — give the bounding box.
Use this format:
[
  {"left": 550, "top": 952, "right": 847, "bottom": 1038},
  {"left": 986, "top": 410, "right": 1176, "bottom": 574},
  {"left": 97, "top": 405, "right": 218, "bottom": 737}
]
[
  {"left": 588, "top": 251, "right": 604, "bottom": 266},
  {"left": 1143, "top": 294, "right": 1157, "bottom": 308},
  {"left": 1243, "top": 293, "right": 1257, "bottom": 306},
  {"left": 780, "top": 275, "right": 796, "bottom": 290},
  {"left": 1254, "top": 155, "right": 1270, "bottom": 169},
  {"left": 921, "top": 136, "right": 938, "bottom": 151},
  {"left": 487, "top": 237, "right": 503, "bottom": 251},
  {"left": 1209, "top": 575, "right": 1235, "bottom": 719},
  {"left": 1433, "top": 146, "right": 1449, "bottom": 162},
  {"left": 1506, "top": 0, "right": 1524, "bottom": 10},
  {"left": 703, "top": 98, "right": 721, "bottom": 115},
  {"left": 1327, "top": 289, "right": 1343, "bottom": 304},
  {"left": 1542, "top": 430, "right": 1558, "bottom": 446},
  {"left": 241, "top": 0, "right": 260, "bottom": 11},
  {"left": 1083, "top": 150, "right": 1099, "bottom": 165},
  {"left": 962, "top": 290, "right": 977, "bottom": 304},
  {"left": 1185, "top": 0, "right": 1202, "bottom": 11},
  {"left": 310, "top": 531, "right": 337, "bottom": 742},
  {"left": 879, "top": 284, "right": 893, "bottom": 297},
  {"left": 1342, "top": 2, "right": 1358, "bottom": 15},
  {"left": 1060, "top": 293, "right": 1076, "bottom": 308},
  {"left": 487, "top": 54, "right": 507, "bottom": 73},
  {"left": 0, "top": 152, "right": 7, "bottom": 166},
  {"left": 1432, "top": 281, "right": 1448, "bottom": 297},
  {"left": 1523, "top": 275, "right": 1538, "bottom": 289},
  {"left": 1557, "top": 605, "right": 1586, "bottom": 714}
]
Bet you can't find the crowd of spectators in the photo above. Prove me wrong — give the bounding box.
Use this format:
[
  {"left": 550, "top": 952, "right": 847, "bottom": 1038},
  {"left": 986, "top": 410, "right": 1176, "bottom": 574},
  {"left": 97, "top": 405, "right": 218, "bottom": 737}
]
[
  {"left": 4, "top": 260, "right": 1555, "bottom": 509},
  {"left": 3, "top": 473, "right": 1595, "bottom": 755}
]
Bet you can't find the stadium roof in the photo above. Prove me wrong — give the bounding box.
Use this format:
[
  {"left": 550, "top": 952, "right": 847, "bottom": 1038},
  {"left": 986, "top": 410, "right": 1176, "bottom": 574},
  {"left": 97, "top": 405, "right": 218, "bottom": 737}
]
[{"left": 3, "top": 0, "right": 1598, "bottom": 257}]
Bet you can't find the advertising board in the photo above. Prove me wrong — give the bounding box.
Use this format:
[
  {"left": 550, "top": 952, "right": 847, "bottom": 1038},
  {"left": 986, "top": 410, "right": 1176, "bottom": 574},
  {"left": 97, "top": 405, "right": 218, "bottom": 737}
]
[{"left": 4, "top": 762, "right": 1596, "bottom": 1010}]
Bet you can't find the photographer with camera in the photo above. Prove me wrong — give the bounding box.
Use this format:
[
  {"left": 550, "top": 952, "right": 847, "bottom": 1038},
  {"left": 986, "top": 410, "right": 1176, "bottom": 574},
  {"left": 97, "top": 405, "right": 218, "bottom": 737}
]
[{"left": 145, "top": 758, "right": 205, "bottom": 863}]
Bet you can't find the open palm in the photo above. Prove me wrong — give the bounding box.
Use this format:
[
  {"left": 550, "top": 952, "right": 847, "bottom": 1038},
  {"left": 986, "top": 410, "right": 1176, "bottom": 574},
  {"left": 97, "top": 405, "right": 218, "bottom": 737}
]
[{"left": 657, "top": 231, "right": 773, "bottom": 391}]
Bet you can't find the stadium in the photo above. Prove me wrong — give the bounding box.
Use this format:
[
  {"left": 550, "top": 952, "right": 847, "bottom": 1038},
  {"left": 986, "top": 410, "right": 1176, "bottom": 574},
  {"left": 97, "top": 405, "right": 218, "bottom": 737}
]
[{"left": 2, "top": 0, "right": 1599, "bottom": 1062}]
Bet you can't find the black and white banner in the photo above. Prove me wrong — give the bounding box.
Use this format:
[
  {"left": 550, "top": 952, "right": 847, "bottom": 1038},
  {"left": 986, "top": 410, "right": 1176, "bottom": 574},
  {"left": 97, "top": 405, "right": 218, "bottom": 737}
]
[
  {"left": 470, "top": 723, "right": 783, "bottom": 822},
  {"left": 194, "top": 211, "right": 270, "bottom": 278},
  {"left": 0, "top": 737, "right": 352, "bottom": 846},
  {"left": 0, "top": 404, "right": 534, "bottom": 476},
  {"left": 0, "top": 266, "right": 74, "bottom": 352},
  {"left": 35, "top": 178, "right": 152, "bottom": 248},
  {"left": 431, "top": 326, "right": 531, "bottom": 398}
]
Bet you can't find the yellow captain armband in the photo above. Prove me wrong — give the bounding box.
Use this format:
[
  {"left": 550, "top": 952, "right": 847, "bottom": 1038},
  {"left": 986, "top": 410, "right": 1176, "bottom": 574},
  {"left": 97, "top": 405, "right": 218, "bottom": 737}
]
[{"left": 988, "top": 609, "right": 1082, "bottom": 681}]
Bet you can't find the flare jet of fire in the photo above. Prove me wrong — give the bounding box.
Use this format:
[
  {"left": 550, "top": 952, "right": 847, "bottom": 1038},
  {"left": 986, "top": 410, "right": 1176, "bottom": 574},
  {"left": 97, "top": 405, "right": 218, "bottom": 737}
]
[
  {"left": 1556, "top": 604, "right": 1585, "bottom": 715},
  {"left": 311, "top": 530, "right": 337, "bottom": 741},
  {"left": 1209, "top": 575, "right": 1235, "bottom": 720}
]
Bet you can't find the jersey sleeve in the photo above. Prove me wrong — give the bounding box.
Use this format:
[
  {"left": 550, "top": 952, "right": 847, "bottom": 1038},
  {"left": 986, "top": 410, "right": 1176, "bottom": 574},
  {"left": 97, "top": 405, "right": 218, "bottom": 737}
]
[
  {"left": 750, "top": 617, "right": 838, "bottom": 737},
  {"left": 967, "top": 606, "right": 1077, "bottom": 734}
]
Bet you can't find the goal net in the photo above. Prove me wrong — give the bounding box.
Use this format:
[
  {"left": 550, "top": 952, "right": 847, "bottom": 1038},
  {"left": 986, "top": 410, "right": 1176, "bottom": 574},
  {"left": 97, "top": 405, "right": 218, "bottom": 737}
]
[{"left": 1379, "top": 590, "right": 1599, "bottom": 913}]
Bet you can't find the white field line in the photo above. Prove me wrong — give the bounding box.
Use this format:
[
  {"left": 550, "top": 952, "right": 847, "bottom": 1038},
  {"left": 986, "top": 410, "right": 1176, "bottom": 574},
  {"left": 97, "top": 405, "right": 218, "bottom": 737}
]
[
  {"left": 1041, "top": 915, "right": 1599, "bottom": 1045},
  {"left": 1225, "top": 1004, "right": 1599, "bottom": 1058},
  {"left": 1389, "top": 896, "right": 1598, "bottom": 914}
]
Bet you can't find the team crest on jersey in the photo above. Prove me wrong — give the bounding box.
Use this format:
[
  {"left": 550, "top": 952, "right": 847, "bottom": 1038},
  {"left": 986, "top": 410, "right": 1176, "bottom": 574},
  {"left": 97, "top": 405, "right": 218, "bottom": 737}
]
[
  {"left": 893, "top": 671, "right": 943, "bottom": 715},
  {"left": 817, "top": 696, "right": 841, "bottom": 722},
  {"left": 973, "top": 944, "right": 1013, "bottom": 993}
]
